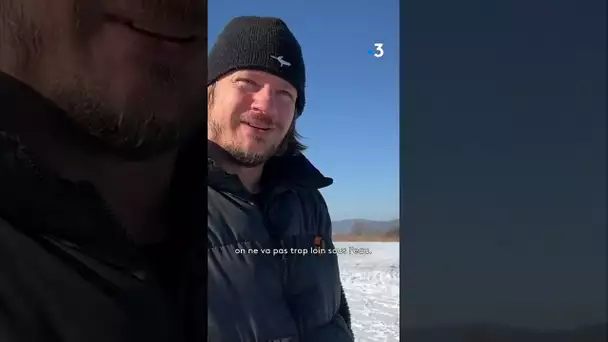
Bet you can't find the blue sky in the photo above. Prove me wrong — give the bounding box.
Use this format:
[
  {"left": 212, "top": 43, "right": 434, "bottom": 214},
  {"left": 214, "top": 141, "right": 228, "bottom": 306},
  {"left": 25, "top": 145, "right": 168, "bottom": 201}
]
[{"left": 209, "top": 0, "right": 400, "bottom": 221}]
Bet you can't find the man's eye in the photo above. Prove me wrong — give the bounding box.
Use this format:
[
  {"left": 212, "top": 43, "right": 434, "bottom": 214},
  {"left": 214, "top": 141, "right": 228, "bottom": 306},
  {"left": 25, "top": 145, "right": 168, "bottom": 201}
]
[
  {"left": 279, "top": 90, "right": 294, "bottom": 100},
  {"left": 235, "top": 78, "right": 255, "bottom": 85}
]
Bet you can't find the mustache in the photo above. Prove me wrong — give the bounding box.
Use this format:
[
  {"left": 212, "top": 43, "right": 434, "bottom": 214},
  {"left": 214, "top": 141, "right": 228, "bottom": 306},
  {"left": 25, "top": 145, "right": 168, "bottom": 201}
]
[{"left": 240, "top": 112, "right": 280, "bottom": 129}]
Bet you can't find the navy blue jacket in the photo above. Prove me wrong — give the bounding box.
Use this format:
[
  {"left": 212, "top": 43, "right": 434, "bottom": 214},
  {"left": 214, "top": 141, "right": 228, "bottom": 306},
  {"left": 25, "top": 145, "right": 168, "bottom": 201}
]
[{"left": 207, "top": 144, "right": 354, "bottom": 342}]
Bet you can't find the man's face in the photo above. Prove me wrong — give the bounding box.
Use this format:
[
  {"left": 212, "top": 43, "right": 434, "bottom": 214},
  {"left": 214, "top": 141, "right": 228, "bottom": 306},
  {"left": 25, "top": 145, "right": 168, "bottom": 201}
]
[
  {"left": 208, "top": 70, "right": 297, "bottom": 167},
  {"left": 0, "top": 0, "right": 207, "bottom": 159}
]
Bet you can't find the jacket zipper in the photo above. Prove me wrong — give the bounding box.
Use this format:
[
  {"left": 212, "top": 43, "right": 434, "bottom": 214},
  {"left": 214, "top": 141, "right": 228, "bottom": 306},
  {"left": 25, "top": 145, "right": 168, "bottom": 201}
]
[
  {"left": 278, "top": 233, "right": 304, "bottom": 339},
  {"left": 279, "top": 240, "right": 288, "bottom": 285},
  {"left": 253, "top": 198, "right": 303, "bottom": 340},
  {"left": 252, "top": 200, "right": 289, "bottom": 286}
]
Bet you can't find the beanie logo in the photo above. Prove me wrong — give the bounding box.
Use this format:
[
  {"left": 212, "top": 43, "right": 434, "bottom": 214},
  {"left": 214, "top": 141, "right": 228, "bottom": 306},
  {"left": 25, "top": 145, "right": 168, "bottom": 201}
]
[{"left": 270, "top": 55, "right": 291, "bottom": 67}]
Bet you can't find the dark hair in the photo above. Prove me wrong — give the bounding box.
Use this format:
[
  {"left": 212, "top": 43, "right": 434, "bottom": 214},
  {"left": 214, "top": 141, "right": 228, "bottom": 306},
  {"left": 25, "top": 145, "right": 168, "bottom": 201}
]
[
  {"left": 207, "top": 82, "right": 307, "bottom": 155},
  {"left": 284, "top": 124, "right": 307, "bottom": 155}
]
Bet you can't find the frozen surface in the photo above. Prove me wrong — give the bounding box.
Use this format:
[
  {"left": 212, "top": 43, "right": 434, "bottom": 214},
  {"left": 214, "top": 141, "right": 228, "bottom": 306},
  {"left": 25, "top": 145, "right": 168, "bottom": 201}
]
[{"left": 336, "top": 242, "right": 400, "bottom": 342}]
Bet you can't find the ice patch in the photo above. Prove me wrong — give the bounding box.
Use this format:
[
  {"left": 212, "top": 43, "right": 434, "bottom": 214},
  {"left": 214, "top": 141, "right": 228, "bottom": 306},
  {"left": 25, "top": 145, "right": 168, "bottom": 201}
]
[{"left": 336, "top": 242, "right": 400, "bottom": 342}]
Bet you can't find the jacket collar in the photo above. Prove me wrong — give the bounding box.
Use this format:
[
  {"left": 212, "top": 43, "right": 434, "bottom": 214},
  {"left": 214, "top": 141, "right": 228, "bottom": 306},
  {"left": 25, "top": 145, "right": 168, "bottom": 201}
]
[{"left": 207, "top": 139, "right": 333, "bottom": 199}]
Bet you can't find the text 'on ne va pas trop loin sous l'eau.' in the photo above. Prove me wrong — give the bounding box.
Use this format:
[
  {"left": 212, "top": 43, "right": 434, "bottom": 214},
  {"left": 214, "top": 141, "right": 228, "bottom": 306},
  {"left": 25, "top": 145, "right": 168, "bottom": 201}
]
[{"left": 234, "top": 246, "right": 372, "bottom": 256}]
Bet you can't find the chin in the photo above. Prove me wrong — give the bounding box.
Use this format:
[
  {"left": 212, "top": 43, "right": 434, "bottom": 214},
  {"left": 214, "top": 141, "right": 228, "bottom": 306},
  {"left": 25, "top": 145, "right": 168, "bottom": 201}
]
[
  {"left": 236, "top": 142, "right": 269, "bottom": 156},
  {"left": 240, "top": 147, "right": 266, "bottom": 157},
  {"left": 114, "top": 82, "right": 202, "bottom": 121}
]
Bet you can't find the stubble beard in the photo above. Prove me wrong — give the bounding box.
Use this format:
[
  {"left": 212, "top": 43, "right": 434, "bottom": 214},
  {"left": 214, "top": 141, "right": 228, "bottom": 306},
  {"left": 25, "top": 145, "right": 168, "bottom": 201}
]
[
  {"left": 208, "top": 118, "right": 283, "bottom": 168},
  {"left": 51, "top": 78, "right": 202, "bottom": 160},
  {"left": 0, "top": 2, "right": 205, "bottom": 160}
]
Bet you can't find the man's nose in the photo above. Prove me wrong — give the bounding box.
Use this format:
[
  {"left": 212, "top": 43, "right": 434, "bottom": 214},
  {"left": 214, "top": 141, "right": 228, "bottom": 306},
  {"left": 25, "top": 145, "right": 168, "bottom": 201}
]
[{"left": 251, "top": 86, "right": 277, "bottom": 115}]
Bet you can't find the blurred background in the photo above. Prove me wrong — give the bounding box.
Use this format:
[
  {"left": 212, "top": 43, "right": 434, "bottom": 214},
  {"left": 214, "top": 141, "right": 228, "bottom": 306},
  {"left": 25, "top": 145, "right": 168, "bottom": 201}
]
[{"left": 401, "top": 0, "right": 606, "bottom": 341}]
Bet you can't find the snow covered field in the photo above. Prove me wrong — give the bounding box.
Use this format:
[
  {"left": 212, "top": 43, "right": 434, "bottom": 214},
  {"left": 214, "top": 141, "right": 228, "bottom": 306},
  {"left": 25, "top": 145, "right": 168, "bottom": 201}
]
[{"left": 336, "top": 242, "right": 400, "bottom": 342}]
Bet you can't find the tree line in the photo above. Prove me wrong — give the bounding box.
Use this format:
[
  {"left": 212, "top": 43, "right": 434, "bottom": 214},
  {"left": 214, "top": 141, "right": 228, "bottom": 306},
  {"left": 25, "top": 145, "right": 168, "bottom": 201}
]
[{"left": 351, "top": 221, "right": 399, "bottom": 238}]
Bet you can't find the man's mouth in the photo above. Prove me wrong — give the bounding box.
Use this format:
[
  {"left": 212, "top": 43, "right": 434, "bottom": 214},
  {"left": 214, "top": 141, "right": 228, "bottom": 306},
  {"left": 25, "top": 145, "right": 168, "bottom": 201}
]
[
  {"left": 104, "top": 14, "right": 199, "bottom": 44},
  {"left": 243, "top": 122, "right": 271, "bottom": 131}
]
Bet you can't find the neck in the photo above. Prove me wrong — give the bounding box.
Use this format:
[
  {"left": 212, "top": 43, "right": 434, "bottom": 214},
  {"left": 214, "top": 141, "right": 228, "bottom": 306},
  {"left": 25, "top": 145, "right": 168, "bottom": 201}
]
[
  {"left": 66, "top": 151, "right": 177, "bottom": 244},
  {"left": 22, "top": 119, "right": 177, "bottom": 244},
  {"left": 0, "top": 73, "right": 176, "bottom": 243},
  {"left": 208, "top": 140, "right": 264, "bottom": 193}
]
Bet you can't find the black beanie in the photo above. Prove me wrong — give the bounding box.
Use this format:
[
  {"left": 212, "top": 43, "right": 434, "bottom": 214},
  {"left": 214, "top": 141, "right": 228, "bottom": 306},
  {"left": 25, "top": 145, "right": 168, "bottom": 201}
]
[{"left": 208, "top": 16, "right": 306, "bottom": 116}]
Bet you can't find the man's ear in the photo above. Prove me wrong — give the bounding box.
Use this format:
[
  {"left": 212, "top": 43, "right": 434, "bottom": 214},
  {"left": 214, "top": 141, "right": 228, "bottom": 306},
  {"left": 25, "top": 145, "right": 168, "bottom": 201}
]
[{"left": 207, "top": 83, "right": 216, "bottom": 108}]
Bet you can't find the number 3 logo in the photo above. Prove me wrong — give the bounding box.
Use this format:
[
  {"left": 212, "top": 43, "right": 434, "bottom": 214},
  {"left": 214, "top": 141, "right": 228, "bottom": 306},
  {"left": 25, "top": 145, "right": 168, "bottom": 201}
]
[{"left": 374, "top": 43, "right": 384, "bottom": 58}]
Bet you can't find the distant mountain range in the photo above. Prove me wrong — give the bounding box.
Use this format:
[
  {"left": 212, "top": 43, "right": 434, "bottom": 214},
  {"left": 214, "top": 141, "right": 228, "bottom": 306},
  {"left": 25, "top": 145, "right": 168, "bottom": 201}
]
[{"left": 331, "top": 219, "right": 399, "bottom": 235}]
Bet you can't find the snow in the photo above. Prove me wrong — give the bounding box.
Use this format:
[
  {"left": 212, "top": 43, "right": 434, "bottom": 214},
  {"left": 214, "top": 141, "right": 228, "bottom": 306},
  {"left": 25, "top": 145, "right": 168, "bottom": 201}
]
[{"left": 336, "top": 242, "right": 400, "bottom": 342}]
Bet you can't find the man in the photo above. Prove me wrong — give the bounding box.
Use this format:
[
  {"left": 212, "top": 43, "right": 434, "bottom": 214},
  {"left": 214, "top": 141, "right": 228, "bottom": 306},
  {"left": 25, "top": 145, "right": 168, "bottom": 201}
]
[
  {"left": 0, "top": 1, "right": 206, "bottom": 341},
  {"left": 207, "top": 16, "right": 354, "bottom": 341}
]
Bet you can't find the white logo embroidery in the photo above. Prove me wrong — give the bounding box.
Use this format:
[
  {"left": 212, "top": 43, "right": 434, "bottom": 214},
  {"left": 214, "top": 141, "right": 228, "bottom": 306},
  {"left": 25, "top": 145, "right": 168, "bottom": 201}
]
[{"left": 270, "top": 55, "right": 291, "bottom": 67}]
